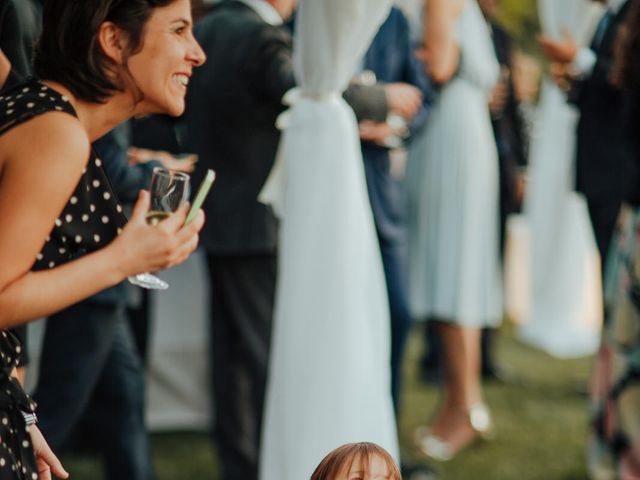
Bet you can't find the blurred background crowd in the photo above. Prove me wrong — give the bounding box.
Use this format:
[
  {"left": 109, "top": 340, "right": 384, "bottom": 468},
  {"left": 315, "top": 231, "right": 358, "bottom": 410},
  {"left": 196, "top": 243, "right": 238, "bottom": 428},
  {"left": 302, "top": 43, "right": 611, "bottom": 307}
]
[{"left": 2, "top": 0, "right": 640, "bottom": 478}]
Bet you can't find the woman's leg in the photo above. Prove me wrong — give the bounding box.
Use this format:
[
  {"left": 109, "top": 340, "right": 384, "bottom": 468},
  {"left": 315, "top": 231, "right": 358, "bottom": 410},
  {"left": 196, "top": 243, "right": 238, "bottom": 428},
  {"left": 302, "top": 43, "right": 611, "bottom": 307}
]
[{"left": 428, "top": 321, "right": 485, "bottom": 453}]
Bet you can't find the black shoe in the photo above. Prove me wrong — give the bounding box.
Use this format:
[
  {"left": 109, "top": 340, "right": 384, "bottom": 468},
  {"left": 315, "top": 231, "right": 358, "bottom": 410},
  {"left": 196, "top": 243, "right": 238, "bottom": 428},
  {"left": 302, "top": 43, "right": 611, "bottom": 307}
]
[
  {"left": 420, "top": 361, "right": 443, "bottom": 386},
  {"left": 401, "top": 461, "right": 437, "bottom": 480}
]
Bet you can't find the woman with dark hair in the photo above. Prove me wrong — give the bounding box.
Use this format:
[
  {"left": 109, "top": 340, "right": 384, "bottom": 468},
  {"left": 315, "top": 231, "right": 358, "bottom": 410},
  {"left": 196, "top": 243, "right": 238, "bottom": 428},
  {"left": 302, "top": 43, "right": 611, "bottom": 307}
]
[
  {"left": 0, "top": 0, "right": 205, "bottom": 478},
  {"left": 310, "top": 443, "right": 401, "bottom": 480},
  {"left": 588, "top": 3, "right": 640, "bottom": 478}
]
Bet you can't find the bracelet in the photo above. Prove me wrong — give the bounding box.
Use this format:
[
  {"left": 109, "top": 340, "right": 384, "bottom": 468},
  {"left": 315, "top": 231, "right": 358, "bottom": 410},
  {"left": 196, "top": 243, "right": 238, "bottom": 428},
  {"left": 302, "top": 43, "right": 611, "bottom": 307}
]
[{"left": 21, "top": 411, "right": 37, "bottom": 427}]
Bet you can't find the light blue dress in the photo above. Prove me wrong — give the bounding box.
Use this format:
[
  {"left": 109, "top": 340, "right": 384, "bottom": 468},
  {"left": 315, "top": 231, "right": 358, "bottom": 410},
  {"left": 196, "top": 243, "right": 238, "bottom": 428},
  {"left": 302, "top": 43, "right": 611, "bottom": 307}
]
[{"left": 406, "top": 0, "right": 502, "bottom": 327}]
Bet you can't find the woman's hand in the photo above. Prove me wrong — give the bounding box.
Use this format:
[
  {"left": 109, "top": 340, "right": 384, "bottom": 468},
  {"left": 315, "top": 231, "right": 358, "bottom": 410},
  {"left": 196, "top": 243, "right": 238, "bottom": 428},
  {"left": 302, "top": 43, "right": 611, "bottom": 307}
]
[
  {"left": 110, "top": 190, "right": 205, "bottom": 278},
  {"left": 29, "top": 425, "right": 69, "bottom": 479}
]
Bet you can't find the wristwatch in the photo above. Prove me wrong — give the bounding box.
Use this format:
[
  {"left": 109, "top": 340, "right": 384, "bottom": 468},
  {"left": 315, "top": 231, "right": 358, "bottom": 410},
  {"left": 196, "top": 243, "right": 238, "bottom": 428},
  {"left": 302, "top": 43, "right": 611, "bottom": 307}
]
[{"left": 21, "top": 411, "right": 37, "bottom": 427}]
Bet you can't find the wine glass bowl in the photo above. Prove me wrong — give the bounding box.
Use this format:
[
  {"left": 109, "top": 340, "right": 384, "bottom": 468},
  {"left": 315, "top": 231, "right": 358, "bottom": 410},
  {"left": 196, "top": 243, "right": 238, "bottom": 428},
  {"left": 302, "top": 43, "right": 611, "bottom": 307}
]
[{"left": 129, "top": 168, "right": 190, "bottom": 290}]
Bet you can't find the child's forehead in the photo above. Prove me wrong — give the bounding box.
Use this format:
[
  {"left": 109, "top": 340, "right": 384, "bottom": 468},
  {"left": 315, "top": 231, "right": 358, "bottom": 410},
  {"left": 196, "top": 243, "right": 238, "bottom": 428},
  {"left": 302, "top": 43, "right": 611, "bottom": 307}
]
[{"left": 346, "top": 453, "right": 391, "bottom": 479}]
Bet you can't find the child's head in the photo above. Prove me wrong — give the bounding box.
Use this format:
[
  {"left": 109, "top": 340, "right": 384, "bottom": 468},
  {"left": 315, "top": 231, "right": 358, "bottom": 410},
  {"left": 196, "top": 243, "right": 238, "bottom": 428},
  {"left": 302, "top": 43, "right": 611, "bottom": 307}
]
[{"left": 310, "top": 442, "right": 401, "bottom": 480}]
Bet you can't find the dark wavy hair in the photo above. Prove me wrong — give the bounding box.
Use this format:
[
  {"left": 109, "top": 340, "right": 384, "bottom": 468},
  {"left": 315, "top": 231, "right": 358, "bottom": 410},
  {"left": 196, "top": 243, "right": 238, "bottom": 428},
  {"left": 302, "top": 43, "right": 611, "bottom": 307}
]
[
  {"left": 612, "top": 0, "right": 640, "bottom": 89},
  {"left": 310, "top": 443, "right": 401, "bottom": 480},
  {"left": 34, "top": 0, "right": 177, "bottom": 103}
]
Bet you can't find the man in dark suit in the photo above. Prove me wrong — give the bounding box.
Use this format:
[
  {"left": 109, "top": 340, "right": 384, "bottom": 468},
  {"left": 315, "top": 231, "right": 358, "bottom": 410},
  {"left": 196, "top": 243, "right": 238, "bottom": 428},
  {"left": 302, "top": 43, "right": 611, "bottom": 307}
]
[
  {"left": 185, "top": 2, "right": 402, "bottom": 479},
  {"left": 539, "top": 0, "right": 637, "bottom": 268},
  {"left": 481, "top": 0, "right": 527, "bottom": 381}
]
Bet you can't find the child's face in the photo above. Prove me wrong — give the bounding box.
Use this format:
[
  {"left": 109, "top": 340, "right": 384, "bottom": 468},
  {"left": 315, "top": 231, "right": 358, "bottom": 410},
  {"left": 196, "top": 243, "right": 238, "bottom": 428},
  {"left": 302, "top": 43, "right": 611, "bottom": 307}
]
[{"left": 342, "top": 454, "right": 391, "bottom": 480}]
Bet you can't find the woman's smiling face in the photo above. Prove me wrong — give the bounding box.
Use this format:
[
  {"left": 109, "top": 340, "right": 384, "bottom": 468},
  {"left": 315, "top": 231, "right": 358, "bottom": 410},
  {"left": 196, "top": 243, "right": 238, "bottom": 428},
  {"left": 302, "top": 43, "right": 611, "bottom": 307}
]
[{"left": 126, "top": 0, "right": 206, "bottom": 116}]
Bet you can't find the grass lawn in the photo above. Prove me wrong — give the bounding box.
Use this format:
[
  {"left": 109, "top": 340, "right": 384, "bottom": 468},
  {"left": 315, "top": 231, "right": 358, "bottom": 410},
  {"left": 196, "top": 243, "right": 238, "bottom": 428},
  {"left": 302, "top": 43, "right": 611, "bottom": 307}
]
[{"left": 60, "top": 323, "right": 593, "bottom": 479}]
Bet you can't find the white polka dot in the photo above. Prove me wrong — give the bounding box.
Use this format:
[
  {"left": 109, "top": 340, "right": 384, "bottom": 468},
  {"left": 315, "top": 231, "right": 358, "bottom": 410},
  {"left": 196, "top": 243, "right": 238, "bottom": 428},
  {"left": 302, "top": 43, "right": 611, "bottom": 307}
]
[
  {"left": 0, "top": 458, "right": 5, "bottom": 467},
  {"left": 15, "top": 346, "right": 20, "bottom": 353},
  {"left": 2, "top": 417, "right": 8, "bottom": 425},
  {"left": 21, "top": 466, "right": 26, "bottom": 474},
  {"left": 55, "top": 106, "right": 62, "bottom": 111},
  {"left": 82, "top": 167, "right": 87, "bottom": 174},
  {"left": 101, "top": 216, "right": 109, "bottom": 224},
  {"left": 21, "top": 441, "right": 29, "bottom": 449},
  {"left": 49, "top": 261, "right": 55, "bottom": 268},
  {"left": 92, "top": 179, "right": 100, "bottom": 188},
  {"left": 116, "top": 205, "right": 123, "bottom": 213},
  {"left": 58, "top": 248, "right": 66, "bottom": 254},
  {"left": 65, "top": 214, "right": 73, "bottom": 223},
  {"left": 95, "top": 158, "right": 102, "bottom": 167},
  {"left": 39, "top": 92, "right": 46, "bottom": 97},
  {"left": 36, "top": 254, "right": 43, "bottom": 261},
  {"left": 46, "top": 236, "right": 50, "bottom": 242},
  {"left": 7, "top": 101, "right": 14, "bottom": 107},
  {"left": 61, "top": 236, "right": 67, "bottom": 243},
  {"left": 22, "top": 87, "right": 29, "bottom": 93},
  {"left": 0, "top": 96, "right": 3, "bottom": 101},
  {"left": 70, "top": 196, "right": 78, "bottom": 204},
  {"left": 75, "top": 235, "right": 82, "bottom": 243},
  {"left": 6, "top": 110, "right": 13, "bottom": 115},
  {"left": 90, "top": 204, "right": 96, "bottom": 212},
  {"left": 55, "top": 219, "right": 62, "bottom": 227},
  {"left": 32, "top": 473, "right": 38, "bottom": 480},
  {"left": 117, "top": 228, "right": 123, "bottom": 235},
  {"left": 26, "top": 102, "right": 34, "bottom": 109},
  {"left": 82, "top": 214, "right": 89, "bottom": 222},
  {"left": 61, "top": 95, "right": 69, "bottom": 102},
  {"left": 103, "top": 192, "right": 111, "bottom": 200},
  {"left": 15, "top": 94, "right": 22, "bottom": 99},
  {"left": 94, "top": 234, "right": 101, "bottom": 243}
]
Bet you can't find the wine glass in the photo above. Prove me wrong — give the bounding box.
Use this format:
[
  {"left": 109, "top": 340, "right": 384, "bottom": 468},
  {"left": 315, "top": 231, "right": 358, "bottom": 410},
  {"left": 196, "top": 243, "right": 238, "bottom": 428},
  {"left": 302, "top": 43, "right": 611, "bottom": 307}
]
[{"left": 128, "top": 168, "right": 190, "bottom": 290}]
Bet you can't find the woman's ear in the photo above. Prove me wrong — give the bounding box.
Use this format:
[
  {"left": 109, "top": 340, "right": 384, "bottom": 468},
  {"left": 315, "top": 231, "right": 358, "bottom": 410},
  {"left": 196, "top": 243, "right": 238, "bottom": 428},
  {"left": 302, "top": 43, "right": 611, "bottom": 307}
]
[{"left": 98, "top": 21, "right": 126, "bottom": 64}]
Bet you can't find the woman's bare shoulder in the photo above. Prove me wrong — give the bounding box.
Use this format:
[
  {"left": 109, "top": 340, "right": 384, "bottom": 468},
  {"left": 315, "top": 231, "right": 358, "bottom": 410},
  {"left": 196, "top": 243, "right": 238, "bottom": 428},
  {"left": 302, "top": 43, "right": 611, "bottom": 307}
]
[{"left": 0, "top": 111, "right": 90, "bottom": 173}]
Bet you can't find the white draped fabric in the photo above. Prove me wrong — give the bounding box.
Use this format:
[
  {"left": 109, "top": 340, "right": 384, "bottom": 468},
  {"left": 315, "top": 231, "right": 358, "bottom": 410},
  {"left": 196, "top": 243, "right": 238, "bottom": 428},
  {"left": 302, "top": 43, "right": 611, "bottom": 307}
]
[
  {"left": 514, "top": 0, "right": 605, "bottom": 357},
  {"left": 258, "top": 1, "right": 398, "bottom": 478}
]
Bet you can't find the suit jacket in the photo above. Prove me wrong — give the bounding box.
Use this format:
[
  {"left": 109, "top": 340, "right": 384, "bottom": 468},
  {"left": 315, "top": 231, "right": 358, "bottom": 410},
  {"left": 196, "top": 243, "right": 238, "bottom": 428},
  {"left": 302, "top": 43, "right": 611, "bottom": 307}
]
[
  {"left": 574, "top": 0, "right": 638, "bottom": 205},
  {"left": 361, "top": 7, "right": 432, "bottom": 244},
  {"left": 185, "top": 0, "right": 388, "bottom": 254}
]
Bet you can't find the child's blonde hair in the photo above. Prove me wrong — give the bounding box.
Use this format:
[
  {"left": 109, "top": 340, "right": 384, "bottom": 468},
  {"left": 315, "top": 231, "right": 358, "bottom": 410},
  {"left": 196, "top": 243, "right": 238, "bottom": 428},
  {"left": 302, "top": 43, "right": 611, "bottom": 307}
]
[{"left": 310, "top": 442, "right": 401, "bottom": 480}]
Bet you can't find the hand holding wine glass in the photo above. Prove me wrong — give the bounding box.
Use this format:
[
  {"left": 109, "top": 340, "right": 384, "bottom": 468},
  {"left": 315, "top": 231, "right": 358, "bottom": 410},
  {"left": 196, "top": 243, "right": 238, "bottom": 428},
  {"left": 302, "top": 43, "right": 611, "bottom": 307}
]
[{"left": 124, "top": 168, "right": 197, "bottom": 290}]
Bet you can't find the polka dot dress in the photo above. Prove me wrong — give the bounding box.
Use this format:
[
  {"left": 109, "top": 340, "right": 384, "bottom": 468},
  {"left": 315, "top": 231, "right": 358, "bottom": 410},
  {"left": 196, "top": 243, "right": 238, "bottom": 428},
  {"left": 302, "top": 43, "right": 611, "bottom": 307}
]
[
  {"left": 0, "top": 78, "right": 128, "bottom": 478},
  {"left": 0, "top": 331, "right": 37, "bottom": 480},
  {"left": 0, "top": 79, "right": 127, "bottom": 271}
]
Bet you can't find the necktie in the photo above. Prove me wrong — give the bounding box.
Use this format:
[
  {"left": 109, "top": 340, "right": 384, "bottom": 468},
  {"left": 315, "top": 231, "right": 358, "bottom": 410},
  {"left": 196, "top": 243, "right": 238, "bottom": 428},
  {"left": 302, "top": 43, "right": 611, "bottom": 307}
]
[{"left": 591, "top": 8, "right": 614, "bottom": 50}]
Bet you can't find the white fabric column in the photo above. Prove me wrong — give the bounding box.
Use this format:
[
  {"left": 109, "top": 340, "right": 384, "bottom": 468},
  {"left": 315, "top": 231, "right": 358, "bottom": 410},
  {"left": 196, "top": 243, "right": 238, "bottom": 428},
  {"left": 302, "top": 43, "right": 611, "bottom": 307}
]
[
  {"left": 514, "top": 0, "right": 605, "bottom": 357},
  {"left": 258, "top": 0, "right": 398, "bottom": 478}
]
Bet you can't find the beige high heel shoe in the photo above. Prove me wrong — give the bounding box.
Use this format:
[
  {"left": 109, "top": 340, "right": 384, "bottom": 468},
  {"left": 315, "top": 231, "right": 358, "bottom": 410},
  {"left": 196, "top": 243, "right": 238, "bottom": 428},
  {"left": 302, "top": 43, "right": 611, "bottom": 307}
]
[{"left": 415, "top": 403, "right": 494, "bottom": 462}]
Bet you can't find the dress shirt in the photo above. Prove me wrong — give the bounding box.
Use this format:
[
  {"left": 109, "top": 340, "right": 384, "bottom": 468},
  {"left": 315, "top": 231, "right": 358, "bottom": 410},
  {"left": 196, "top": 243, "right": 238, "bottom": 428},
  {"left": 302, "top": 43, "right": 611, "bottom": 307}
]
[
  {"left": 237, "top": 0, "right": 283, "bottom": 25},
  {"left": 572, "top": 0, "right": 627, "bottom": 76}
]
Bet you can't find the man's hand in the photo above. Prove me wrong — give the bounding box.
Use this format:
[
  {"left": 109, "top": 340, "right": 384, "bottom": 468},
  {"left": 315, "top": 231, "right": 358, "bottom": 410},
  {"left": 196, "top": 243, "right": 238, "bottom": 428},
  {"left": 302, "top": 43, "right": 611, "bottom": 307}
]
[
  {"left": 383, "top": 83, "right": 423, "bottom": 120},
  {"left": 537, "top": 29, "right": 578, "bottom": 64},
  {"left": 359, "top": 121, "right": 396, "bottom": 145},
  {"left": 128, "top": 147, "right": 197, "bottom": 173},
  {"left": 489, "top": 68, "right": 510, "bottom": 116}
]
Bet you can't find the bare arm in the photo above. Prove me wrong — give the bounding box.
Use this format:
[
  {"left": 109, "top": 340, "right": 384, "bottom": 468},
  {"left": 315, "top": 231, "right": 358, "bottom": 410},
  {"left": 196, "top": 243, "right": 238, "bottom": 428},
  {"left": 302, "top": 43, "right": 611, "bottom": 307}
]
[
  {"left": 0, "top": 115, "right": 204, "bottom": 328},
  {"left": 0, "top": 49, "right": 10, "bottom": 88},
  {"left": 424, "top": 0, "right": 464, "bottom": 84}
]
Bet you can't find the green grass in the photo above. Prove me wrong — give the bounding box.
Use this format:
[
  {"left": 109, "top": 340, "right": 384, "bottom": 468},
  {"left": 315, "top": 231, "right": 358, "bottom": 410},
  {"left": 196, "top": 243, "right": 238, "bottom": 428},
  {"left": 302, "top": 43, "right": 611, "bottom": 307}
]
[{"left": 60, "top": 323, "right": 592, "bottom": 479}]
